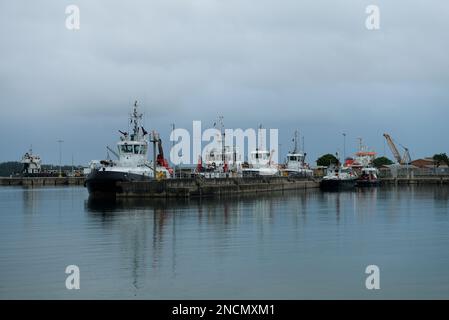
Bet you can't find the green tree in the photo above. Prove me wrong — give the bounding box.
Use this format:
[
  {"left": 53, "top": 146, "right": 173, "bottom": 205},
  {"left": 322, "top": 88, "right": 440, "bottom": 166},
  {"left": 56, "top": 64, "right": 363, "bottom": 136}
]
[
  {"left": 433, "top": 153, "right": 449, "bottom": 167},
  {"left": 372, "top": 156, "right": 394, "bottom": 168},
  {"left": 316, "top": 154, "right": 339, "bottom": 167}
]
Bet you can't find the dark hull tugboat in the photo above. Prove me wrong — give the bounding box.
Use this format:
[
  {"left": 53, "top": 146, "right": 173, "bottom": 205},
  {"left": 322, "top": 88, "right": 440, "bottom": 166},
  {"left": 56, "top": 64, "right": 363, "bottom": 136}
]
[
  {"left": 85, "top": 101, "right": 171, "bottom": 197},
  {"left": 319, "top": 166, "right": 358, "bottom": 191}
]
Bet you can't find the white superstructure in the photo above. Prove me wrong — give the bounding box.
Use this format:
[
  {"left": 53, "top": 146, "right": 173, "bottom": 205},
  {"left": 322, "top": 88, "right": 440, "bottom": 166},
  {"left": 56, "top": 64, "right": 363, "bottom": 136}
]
[
  {"left": 85, "top": 101, "right": 170, "bottom": 196},
  {"left": 203, "top": 139, "right": 243, "bottom": 172},
  {"left": 243, "top": 148, "right": 279, "bottom": 176},
  {"left": 281, "top": 130, "right": 313, "bottom": 177},
  {"left": 21, "top": 148, "right": 42, "bottom": 174},
  {"left": 97, "top": 102, "right": 169, "bottom": 179}
]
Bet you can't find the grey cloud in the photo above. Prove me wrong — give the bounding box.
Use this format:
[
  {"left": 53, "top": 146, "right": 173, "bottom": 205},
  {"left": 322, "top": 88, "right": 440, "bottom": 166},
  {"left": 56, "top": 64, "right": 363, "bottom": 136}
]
[{"left": 0, "top": 0, "right": 448, "bottom": 164}]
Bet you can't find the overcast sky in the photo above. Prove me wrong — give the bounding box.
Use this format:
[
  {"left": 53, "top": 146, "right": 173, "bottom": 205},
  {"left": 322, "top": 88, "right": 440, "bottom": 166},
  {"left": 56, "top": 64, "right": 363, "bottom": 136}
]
[{"left": 1, "top": 0, "right": 448, "bottom": 165}]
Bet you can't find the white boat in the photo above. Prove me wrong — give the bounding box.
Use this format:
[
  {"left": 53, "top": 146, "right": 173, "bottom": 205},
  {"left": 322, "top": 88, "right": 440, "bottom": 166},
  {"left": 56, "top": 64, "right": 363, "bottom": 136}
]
[
  {"left": 281, "top": 131, "right": 313, "bottom": 178},
  {"left": 345, "top": 139, "right": 379, "bottom": 187},
  {"left": 197, "top": 129, "right": 244, "bottom": 178},
  {"left": 242, "top": 149, "right": 279, "bottom": 177},
  {"left": 85, "top": 101, "right": 170, "bottom": 197},
  {"left": 21, "top": 148, "right": 42, "bottom": 175},
  {"left": 320, "top": 165, "right": 358, "bottom": 190}
]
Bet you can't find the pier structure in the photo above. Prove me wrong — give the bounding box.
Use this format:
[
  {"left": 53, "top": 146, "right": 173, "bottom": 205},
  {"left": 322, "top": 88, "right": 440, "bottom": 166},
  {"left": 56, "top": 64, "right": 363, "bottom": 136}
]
[
  {"left": 115, "top": 176, "right": 319, "bottom": 198},
  {"left": 380, "top": 176, "right": 449, "bottom": 186},
  {"left": 0, "top": 176, "right": 448, "bottom": 198},
  {"left": 0, "top": 176, "right": 85, "bottom": 186}
]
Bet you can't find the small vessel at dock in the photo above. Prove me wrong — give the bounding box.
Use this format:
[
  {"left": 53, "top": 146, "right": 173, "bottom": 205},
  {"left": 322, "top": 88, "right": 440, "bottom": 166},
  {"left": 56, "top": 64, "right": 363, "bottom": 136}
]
[
  {"left": 196, "top": 127, "right": 243, "bottom": 178},
  {"left": 241, "top": 125, "right": 279, "bottom": 177},
  {"left": 85, "top": 101, "right": 171, "bottom": 197},
  {"left": 21, "top": 148, "right": 42, "bottom": 176},
  {"left": 242, "top": 149, "right": 279, "bottom": 177},
  {"left": 20, "top": 148, "right": 60, "bottom": 177},
  {"left": 281, "top": 131, "right": 313, "bottom": 178},
  {"left": 320, "top": 165, "right": 358, "bottom": 191},
  {"left": 346, "top": 139, "right": 379, "bottom": 187}
]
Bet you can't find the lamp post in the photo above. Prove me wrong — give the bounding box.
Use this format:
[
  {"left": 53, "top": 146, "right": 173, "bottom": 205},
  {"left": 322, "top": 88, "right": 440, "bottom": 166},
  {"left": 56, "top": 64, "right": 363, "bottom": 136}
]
[
  {"left": 171, "top": 123, "right": 175, "bottom": 178},
  {"left": 150, "top": 131, "right": 158, "bottom": 179},
  {"left": 57, "top": 140, "right": 64, "bottom": 177},
  {"left": 342, "top": 133, "right": 346, "bottom": 162},
  {"left": 279, "top": 143, "right": 282, "bottom": 164}
]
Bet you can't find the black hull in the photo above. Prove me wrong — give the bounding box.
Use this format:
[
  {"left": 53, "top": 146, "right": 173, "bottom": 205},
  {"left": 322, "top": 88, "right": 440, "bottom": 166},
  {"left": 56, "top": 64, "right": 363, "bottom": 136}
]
[
  {"left": 85, "top": 170, "right": 152, "bottom": 197},
  {"left": 320, "top": 179, "right": 357, "bottom": 191}
]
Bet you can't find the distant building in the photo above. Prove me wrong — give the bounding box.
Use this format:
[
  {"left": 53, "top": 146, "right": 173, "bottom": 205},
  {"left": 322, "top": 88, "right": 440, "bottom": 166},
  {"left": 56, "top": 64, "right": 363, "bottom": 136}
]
[
  {"left": 411, "top": 157, "right": 449, "bottom": 175},
  {"left": 410, "top": 157, "right": 435, "bottom": 168}
]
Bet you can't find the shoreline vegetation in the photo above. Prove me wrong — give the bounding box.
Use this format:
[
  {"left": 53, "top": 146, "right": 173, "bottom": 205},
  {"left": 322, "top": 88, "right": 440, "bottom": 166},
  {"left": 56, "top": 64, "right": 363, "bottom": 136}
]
[{"left": 0, "top": 161, "right": 84, "bottom": 177}]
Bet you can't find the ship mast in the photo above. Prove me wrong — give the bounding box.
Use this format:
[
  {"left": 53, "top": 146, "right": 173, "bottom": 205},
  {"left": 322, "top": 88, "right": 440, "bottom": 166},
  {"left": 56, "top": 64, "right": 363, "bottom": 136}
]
[
  {"left": 293, "top": 130, "right": 299, "bottom": 153},
  {"left": 258, "top": 124, "right": 263, "bottom": 151},
  {"left": 219, "top": 115, "right": 225, "bottom": 165},
  {"left": 131, "top": 100, "right": 143, "bottom": 140},
  {"left": 358, "top": 137, "right": 363, "bottom": 152}
]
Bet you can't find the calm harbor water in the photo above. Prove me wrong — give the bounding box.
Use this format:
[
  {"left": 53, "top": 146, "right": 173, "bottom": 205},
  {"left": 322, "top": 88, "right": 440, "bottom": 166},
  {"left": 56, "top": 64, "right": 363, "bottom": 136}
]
[{"left": 1, "top": 185, "right": 449, "bottom": 299}]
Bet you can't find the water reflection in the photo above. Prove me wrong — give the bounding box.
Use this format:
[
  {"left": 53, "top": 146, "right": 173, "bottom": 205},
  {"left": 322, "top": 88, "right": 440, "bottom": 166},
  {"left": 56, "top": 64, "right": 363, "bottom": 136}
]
[
  {"left": 22, "top": 187, "right": 40, "bottom": 215},
  {"left": 433, "top": 185, "right": 449, "bottom": 203},
  {"left": 2, "top": 185, "right": 449, "bottom": 298},
  {"left": 83, "top": 187, "right": 424, "bottom": 296},
  {"left": 85, "top": 191, "right": 315, "bottom": 290}
]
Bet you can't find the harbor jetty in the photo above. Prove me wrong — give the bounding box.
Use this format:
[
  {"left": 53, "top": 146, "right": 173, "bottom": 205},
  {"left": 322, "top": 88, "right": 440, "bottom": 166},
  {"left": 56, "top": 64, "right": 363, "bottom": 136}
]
[
  {"left": 381, "top": 176, "right": 449, "bottom": 185},
  {"left": 1, "top": 175, "right": 448, "bottom": 191},
  {"left": 0, "top": 176, "right": 85, "bottom": 186},
  {"left": 115, "top": 176, "right": 318, "bottom": 198}
]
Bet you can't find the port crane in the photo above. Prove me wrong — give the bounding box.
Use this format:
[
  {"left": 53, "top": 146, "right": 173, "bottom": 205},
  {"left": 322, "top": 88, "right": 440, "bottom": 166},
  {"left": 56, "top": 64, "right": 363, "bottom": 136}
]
[{"left": 383, "top": 133, "right": 411, "bottom": 165}]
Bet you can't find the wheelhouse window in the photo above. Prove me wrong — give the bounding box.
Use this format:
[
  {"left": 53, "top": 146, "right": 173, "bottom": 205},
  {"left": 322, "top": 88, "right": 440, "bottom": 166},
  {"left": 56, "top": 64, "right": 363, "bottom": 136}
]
[
  {"left": 130, "top": 144, "right": 147, "bottom": 154},
  {"left": 120, "top": 144, "right": 133, "bottom": 153},
  {"left": 253, "top": 153, "right": 268, "bottom": 160}
]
